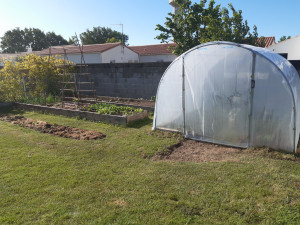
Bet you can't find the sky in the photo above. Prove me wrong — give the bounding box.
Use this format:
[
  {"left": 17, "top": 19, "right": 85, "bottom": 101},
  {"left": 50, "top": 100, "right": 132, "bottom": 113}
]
[{"left": 0, "top": 0, "right": 299, "bottom": 46}]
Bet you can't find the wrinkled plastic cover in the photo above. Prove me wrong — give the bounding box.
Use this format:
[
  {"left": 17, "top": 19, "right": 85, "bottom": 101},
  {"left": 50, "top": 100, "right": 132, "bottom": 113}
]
[
  {"left": 153, "top": 41, "right": 300, "bottom": 153},
  {"left": 153, "top": 57, "right": 183, "bottom": 131},
  {"left": 184, "top": 45, "right": 252, "bottom": 148},
  {"left": 243, "top": 44, "right": 300, "bottom": 152}
]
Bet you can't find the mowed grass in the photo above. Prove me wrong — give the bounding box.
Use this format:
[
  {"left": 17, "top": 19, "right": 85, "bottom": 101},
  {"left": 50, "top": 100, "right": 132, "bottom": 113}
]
[{"left": 0, "top": 109, "right": 300, "bottom": 224}]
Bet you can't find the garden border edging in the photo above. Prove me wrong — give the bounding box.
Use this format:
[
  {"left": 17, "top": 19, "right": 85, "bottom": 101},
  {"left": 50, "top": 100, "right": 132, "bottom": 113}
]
[{"left": 14, "top": 103, "right": 148, "bottom": 125}]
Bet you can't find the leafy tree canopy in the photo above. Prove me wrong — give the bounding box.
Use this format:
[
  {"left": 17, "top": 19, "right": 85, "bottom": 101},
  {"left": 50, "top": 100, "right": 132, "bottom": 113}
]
[
  {"left": 106, "top": 37, "right": 121, "bottom": 43},
  {"left": 279, "top": 36, "right": 291, "bottom": 42},
  {"left": 46, "top": 32, "right": 68, "bottom": 47},
  {"left": 79, "top": 26, "right": 128, "bottom": 45},
  {"left": 156, "top": 0, "right": 260, "bottom": 55},
  {"left": 0, "top": 28, "right": 68, "bottom": 53}
]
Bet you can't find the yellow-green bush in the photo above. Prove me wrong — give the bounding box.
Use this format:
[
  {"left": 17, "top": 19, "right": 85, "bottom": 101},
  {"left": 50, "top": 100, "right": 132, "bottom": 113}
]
[{"left": 0, "top": 54, "right": 74, "bottom": 102}]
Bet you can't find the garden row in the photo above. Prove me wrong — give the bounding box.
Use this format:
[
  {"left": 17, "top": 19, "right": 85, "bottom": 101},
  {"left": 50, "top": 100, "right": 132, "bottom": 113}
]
[{"left": 1, "top": 102, "right": 148, "bottom": 126}]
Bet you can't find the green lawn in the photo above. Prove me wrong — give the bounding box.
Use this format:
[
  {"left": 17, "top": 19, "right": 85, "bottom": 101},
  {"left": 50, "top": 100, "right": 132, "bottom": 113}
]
[{"left": 0, "top": 109, "right": 299, "bottom": 224}]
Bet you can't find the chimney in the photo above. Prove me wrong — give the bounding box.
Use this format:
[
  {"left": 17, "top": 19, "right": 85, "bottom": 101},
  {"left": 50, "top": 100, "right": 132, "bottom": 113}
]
[
  {"left": 169, "top": 0, "right": 180, "bottom": 15},
  {"left": 27, "top": 44, "right": 32, "bottom": 53}
]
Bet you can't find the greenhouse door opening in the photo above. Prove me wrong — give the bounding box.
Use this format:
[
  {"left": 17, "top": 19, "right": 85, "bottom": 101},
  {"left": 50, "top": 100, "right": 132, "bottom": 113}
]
[{"left": 184, "top": 45, "right": 253, "bottom": 148}]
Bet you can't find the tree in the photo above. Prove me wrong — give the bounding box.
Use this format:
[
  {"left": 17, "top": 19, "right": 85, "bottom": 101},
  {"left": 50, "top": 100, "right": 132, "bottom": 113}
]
[
  {"left": 0, "top": 28, "right": 69, "bottom": 53},
  {"left": 68, "top": 36, "right": 77, "bottom": 45},
  {"left": 79, "top": 26, "right": 128, "bottom": 45},
  {"left": 156, "top": 0, "right": 259, "bottom": 55},
  {"left": 24, "top": 28, "right": 48, "bottom": 51},
  {"left": 279, "top": 36, "right": 291, "bottom": 42},
  {"left": 0, "top": 28, "right": 27, "bottom": 53},
  {"left": 46, "top": 32, "right": 69, "bottom": 46},
  {"left": 106, "top": 37, "right": 120, "bottom": 43}
]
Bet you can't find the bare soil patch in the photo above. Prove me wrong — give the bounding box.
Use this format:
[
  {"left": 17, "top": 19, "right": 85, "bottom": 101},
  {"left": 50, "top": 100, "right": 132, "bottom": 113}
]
[
  {"left": 51, "top": 97, "right": 153, "bottom": 111},
  {"left": 57, "top": 96, "right": 155, "bottom": 108},
  {"left": 97, "top": 96, "right": 155, "bottom": 108},
  {"left": 153, "top": 140, "right": 244, "bottom": 162},
  {"left": 51, "top": 102, "right": 80, "bottom": 110},
  {"left": 0, "top": 115, "right": 106, "bottom": 140},
  {"left": 153, "top": 139, "right": 300, "bottom": 163}
]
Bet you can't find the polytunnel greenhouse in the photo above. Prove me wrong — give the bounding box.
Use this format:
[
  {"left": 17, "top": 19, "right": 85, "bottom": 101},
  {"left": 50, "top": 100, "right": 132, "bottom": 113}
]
[{"left": 153, "top": 41, "right": 300, "bottom": 153}]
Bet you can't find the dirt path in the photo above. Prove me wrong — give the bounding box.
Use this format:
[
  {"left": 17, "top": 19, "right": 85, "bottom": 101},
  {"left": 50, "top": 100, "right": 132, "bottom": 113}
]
[{"left": 0, "top": 115, "right": 106, "bottom": 140}]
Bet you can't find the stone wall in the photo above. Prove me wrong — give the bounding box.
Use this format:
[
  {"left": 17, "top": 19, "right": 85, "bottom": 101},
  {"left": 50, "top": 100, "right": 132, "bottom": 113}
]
[{"left": 87, "top": 62, "right": 170, "bottom": 100}]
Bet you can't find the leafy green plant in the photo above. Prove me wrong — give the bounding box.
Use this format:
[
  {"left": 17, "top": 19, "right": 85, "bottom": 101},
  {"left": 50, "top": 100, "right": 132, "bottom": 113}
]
[{"left": 81, "top": 102, "right": 143, "bottom": 115}]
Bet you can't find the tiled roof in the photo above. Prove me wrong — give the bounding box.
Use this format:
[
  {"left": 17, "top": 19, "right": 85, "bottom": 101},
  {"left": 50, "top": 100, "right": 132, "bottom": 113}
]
[
  {"left": 35, "top": 42, "right": 122, "bottom": 55},
  {"left": 256, "top": 36, "right": 276, "bottom": 48},
  {"left": 128, "top": 43, "right": 176, "bottom": 56}
]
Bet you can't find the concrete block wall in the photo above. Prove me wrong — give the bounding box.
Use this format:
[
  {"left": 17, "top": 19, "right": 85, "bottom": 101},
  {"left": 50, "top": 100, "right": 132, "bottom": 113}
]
[{"left": 86, "top": 62, "right": 171, "bottom": 99}]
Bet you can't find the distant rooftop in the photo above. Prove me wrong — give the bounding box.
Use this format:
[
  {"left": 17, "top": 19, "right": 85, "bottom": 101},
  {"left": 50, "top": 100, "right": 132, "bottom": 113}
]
[
  {"left": 256, "top": 36, "right": 276, "bottom": 48},
  {"left": 128, "top": 43, "right": 176, "bottom": 56},
  {"left": 34, "top": 42, "right": 122, "bottom": 55}
]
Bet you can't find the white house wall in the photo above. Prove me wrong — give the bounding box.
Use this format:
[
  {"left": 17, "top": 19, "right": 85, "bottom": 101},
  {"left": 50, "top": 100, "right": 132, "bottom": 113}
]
[
  {"left": 267, "top": 36, "right": 300, "bottom": 60},
  {"left": 0, "top": 53, "right": 26, "bottom": 66},
  {"left": 101, "top": 45, "right": 139, "bottom": 63},
  {"left": 139, "top": 54, "right": 177, "bottom": 63},
  {"left": 65, "top": 53, "right": 101, "bottom": 64}
]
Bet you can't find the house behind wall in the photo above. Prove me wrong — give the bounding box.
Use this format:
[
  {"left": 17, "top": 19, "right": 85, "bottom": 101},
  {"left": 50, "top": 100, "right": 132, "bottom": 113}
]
[
  {"left": 0, "top": 43, "right": 175, "bottom": 99},
  {"left": 35, "top": 43, "right": 139, "bottom": 64},
  {"left": 267, "top": 35, "right": 300, "bottom": 76},
  {"left": 128, "top": 43, "right": 177, "bottom": 63}
]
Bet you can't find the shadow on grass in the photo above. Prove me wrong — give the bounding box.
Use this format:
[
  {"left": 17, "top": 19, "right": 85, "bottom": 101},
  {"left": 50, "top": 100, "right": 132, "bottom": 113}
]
[{"left": 127, "top": 117, "right": 153, "bottom": 129}]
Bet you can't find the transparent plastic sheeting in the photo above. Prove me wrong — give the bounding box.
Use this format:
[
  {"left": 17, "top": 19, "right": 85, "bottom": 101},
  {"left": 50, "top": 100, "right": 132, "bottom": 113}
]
[
  {"left": 154, "top": 57, "right": 183, "bottom": 131},
  {"left": 153, "top": 42, "right": 300, "bottom": 153}
]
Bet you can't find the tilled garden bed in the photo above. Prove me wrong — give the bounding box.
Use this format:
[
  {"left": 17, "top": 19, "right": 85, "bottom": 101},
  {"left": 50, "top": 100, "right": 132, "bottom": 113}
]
[
  {"left": 14, "top": 103, "right": 148, "bottom": 125},
  {"left": 97, "top": 96, "right": 155, "bottom": 112},
  {"left": 0, "top": 115, "right": 106, "bottom": 140}
]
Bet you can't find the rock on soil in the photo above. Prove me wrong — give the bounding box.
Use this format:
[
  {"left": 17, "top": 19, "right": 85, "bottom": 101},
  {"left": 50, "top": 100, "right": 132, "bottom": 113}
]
[{"left": 0, "top": 115, "right": 106, "bottom": 140}]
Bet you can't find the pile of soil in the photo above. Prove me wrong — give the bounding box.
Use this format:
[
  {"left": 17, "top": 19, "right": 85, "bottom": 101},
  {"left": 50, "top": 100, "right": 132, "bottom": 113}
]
[{"left": 0, "top": 115, "right": 106, "bottom": 140}]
